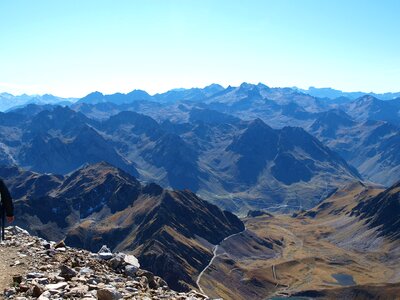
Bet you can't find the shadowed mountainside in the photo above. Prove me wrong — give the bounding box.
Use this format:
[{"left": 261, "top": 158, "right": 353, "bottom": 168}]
[
  {"left": 309, "top": 109, "right": 400, "bottom": 185},
  {"left": 351, "top": 181, "right": 400, "bottom": 239}
]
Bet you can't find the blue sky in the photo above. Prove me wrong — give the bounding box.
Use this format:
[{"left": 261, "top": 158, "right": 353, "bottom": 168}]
[{"left": 0, "top": 0, "right": 399, "bottom": 97}]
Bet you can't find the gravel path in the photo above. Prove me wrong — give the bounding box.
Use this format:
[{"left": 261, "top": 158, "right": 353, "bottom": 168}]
[
  {"left": 0, "top": 233, "right": 33, "bottom": 296},
  {"left": 196, "top": 229, "right": 246, "bottom": 295}
]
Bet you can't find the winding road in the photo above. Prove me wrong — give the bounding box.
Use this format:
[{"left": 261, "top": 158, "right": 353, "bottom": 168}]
[
  {"left": 196, "top": 202, "right": 306, "bottom": 296},
  {"left": 196, "top": 229, "right": 246, "bottom": 295}
]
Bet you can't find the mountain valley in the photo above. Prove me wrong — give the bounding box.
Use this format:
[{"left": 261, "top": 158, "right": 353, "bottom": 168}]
[{"left": 197, "top": 182, "right": 400, "bottom": 299}]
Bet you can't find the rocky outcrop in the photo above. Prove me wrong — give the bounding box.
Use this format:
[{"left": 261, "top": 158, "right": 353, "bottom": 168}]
[{"left": 1, "top": 226, "right": 207, "bottom": 300}]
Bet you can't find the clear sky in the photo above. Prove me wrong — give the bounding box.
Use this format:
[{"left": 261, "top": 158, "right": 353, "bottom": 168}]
[{"left": 0, "top": 0, "right": 399, "bottom": 97}]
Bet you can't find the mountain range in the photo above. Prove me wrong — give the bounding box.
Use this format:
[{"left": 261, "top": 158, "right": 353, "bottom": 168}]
[
  {"left": 296, "top": 86, "right": 400, "bottom": 101},
  {"left": 2, "top": 83, "right": 399, "bottom": 111},
  {"left": 1, "top": 82, "right": 400, "bottom": 299},
  {"left": 0, "top": 92, "right": 76, "bottom": 112},
  {"left": 2, "top": 83, "right": 400, "bottom": 209},
  {"left": 0, "top": 105, "right": 360, "bottom": 213},
  {"left": 63, "top": 84, "right": 400, "bottom": 134}
]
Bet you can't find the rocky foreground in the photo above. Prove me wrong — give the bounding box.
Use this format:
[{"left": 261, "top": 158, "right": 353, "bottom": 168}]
[{"left": 1, "top": 227, "right": 207, "bottom": 300}]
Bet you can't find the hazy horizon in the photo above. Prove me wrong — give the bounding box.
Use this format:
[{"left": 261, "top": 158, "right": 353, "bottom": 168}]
[{"left": 1, "top": 82, "right": 400, "bottom": 99}]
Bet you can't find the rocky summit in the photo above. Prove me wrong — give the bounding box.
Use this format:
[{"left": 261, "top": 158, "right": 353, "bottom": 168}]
[{"left": 0, "top": 226, "right": 207, "bottom": 300}]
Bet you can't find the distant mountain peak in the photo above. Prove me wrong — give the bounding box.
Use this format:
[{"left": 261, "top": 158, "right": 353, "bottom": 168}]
[
  {"left": 86, "top": 91, "right": 104, "bottom": 97},
  {"left": 249, "top": 117, "right": 268, "bottom": 127},
  {"left": 204, "top": 83, "right": 224, "bottom": 90},
  {"left": 126, "top": 89, "right": 151, "bottom": 99},
  {"left": 239, "top": 82, "right": 252, "bottom": 88},
  {"left": 244, "top": 118, "right": 275, "bottom": 134},
  {"left": 257, "top": 82, "right": 270, "bottom": 89},
  {"left": 78, "top": 91, "right": 106, "bottom": 104},
  {"left": 310, "top": 109, "right": 355, "bottom": 133},
  {"left": 356, "top": 94, "right": 379, "bottom": 103},
  {"left": 67, "top": 161, "right": 135, "bottom": 180}
]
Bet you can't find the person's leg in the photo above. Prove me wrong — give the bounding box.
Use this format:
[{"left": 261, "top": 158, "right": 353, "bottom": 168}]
[{"left": 0, "top": 204, "right": 4, "bottom": 241}]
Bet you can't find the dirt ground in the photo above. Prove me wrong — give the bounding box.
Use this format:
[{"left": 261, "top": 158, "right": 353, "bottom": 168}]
[{"left": 0, "top": 240, "right": 32, "bottom": 298}]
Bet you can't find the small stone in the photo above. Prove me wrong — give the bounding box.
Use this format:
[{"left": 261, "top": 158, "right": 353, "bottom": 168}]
[
  {"left": 88, "top": 284, "right": 98, "bottom": 291},
  {"left": 13, "top": 274, "right": 22, "bottom": 284},
  {"left": 124, "top": 265, "right": 139, "bottom": 277},
  {"left": 87, "top": 278, "right": 98, "bottom": 285},
  {"left": 98, "top": 252, "right": 113, "bottom": 260},
  {"left": 98, "top": 245, "right": 114, "bottom": 260},
  {"left": 69, "top": 284, "right": 89, "bottom": 294},
  {"left": 37, "top": 277, "right": 50, "bottom": 285},
  {"left": 45, "top": 282, "right": 68, "bottom": 290},
  {"left": 59, "top": 264, "right": 78, "bottom": 280},
  {"left": 98, "top": 245, "right": 111, "bottom": 253},
  {"left": 137, "top": 269, "right": 158, "bottom": 288},
  {"left": 41, "top": 241, "right": 51, "bottom": 249},
  {"left": 97, "top": 282, "right": 107, "bottom": 289},
  {"left": 54, "top": 275, "right": 66, "bottom": 282},
  {"left": 71, "top": 257, "right": 83, "bottom": 267},
  {"left": 38, "top": 291, "right": 51, "bottom": 300},
  {"left": 4, "top": 287, "right": 16, "bottom": 297},
  {"left": 54, "top": 240, "right": 66, "bottom": 249},
  {"left": 140, "top": 276, "right": 149, "bottom": 288},
  {"left": 136, "top": 270, "right": 154, "bottom": 282},
  {"left": 109, "top": 253, "right": 125, "bottom": 270},
  {"left": 18, "top": 284, "right": 30, "bottom": 292},
  {"left": 154, "top": 276, "right": 168, "bottom": 289},
  {"left": 79, "top": 267, "right": 93, "bottom": 275},
  {"left": 32, "top": 284, "right": 44, "bottom": 297},
  {"left": 14, "top": 260, "right": 24, "bottom": 266},
  {"left": 97, "top": 288, "right": 122, "bottom": 300},
  {"left": 48, "top": 289, "right": 61, "bottom": 295},
  {"left": 123, "top": 254, "right": 140, "bottom": 268},
  {"left": 125, "top": 286, "right": 138, "bottom": 292},
  {"left": 27, "top": 272, "right": 45, "bottom": 278}
]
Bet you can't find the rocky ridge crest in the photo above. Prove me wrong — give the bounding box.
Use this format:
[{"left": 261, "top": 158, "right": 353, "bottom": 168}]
[{"left": 1, "top": 226, "right": 206, "bottom": 300}]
